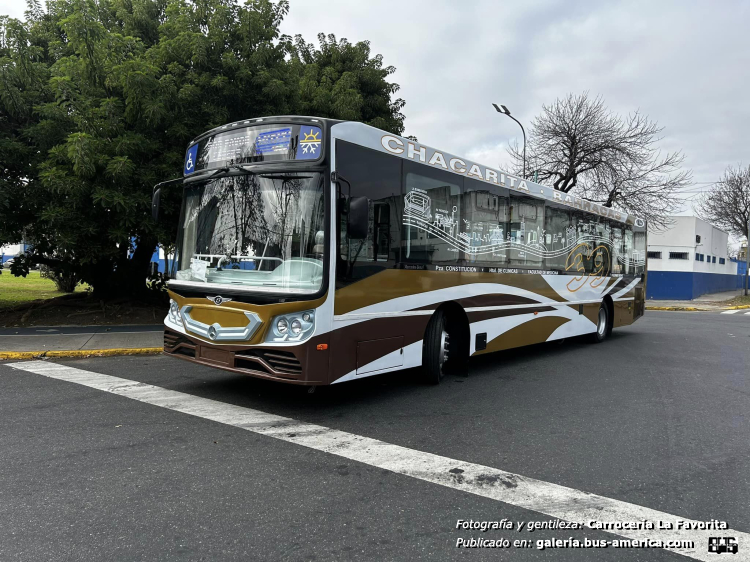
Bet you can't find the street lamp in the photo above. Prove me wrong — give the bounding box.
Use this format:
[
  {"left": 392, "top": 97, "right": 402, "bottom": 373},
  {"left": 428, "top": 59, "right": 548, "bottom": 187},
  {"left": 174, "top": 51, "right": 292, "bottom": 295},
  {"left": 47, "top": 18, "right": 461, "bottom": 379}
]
[{"left": 492, "top": 103, "right": 526, "bottom": 179}]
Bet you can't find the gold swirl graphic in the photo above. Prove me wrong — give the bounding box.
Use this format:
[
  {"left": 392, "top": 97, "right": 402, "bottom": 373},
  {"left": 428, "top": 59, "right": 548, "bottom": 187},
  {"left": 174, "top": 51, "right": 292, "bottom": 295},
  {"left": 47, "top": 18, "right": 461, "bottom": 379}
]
[{"left": 565, "top": 243, "right": 610, "bottom": 292}]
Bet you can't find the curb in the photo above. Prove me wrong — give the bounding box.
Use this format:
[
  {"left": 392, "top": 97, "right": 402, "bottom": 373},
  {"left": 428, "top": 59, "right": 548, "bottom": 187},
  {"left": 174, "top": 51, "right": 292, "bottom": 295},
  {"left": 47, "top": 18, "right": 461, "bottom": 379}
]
[
  {"left": 647, "top": 303, "right": 750, "bottom": 312},
  {"left": 646, "top": 306, "right": 706, "bottom": 311},
  {"left": 0, "top": 348, "right": 163, "bottom": 361}
]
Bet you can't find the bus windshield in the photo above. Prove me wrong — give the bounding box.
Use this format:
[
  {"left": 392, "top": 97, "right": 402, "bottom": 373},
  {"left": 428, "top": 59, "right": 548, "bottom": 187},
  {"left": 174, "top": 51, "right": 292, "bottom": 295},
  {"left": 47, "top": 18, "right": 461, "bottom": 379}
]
[{"left": 171, "top": 172, "right": 326, "bottom": 294}]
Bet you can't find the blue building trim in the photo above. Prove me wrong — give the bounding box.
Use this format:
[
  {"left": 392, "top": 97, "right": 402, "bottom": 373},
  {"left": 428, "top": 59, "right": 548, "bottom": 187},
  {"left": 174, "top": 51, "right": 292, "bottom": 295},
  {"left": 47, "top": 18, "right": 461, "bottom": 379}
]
[
  {"left": 647, "top": 270, "right": 743, "bottom": 300},
  {"left": 733, "top": 259, "right": 747, "bottom": 277}
]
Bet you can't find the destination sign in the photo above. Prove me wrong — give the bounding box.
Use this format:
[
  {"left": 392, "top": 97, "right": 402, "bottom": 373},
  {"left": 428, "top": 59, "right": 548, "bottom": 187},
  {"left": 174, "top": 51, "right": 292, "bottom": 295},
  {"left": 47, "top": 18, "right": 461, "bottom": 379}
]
[{"left": 184, "top": 124, "right": 323, "bottom": 174}]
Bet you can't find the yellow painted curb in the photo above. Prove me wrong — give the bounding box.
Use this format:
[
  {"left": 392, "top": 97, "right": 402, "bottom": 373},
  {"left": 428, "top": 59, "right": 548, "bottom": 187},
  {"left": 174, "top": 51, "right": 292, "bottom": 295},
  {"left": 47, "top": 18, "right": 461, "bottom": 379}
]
[
  {"left": 0, "top": 348, "right": 162, "bottom": 361},
  {"left": 646, "top": 306, "right": 704, "bottom": 311},
  {"left": 724, "top": 304, "right": 750, "bottom": 310}
]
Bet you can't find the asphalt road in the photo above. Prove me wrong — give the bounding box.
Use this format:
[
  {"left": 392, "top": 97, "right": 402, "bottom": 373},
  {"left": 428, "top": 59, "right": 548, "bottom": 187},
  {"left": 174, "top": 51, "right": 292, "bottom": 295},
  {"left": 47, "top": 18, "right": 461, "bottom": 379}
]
[{"left": 1, "top": 311, "right": 748, "bottom": 561}]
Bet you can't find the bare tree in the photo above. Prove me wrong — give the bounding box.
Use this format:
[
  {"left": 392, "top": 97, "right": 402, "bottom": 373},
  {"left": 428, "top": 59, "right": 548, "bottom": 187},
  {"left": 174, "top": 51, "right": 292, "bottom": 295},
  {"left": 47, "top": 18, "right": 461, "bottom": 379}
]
[
  {"left": 696, "top": 164, "right": 750, "bottom": 240},
  {"left": 509, "top": 92, "right": 691, "bottom": 229}
]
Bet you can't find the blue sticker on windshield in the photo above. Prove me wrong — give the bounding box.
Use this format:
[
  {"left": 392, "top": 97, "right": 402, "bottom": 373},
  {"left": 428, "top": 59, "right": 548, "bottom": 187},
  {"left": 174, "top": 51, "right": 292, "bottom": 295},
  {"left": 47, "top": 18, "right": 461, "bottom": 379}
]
[
  {"left": 255, "top": 128, "right": 292, "bottom": 155},
  {"left": 184, "top": 144, "right": 199, "bottom": 175},
  {"left": 296, "top": 126, "right": 322, "bottom": 160}
]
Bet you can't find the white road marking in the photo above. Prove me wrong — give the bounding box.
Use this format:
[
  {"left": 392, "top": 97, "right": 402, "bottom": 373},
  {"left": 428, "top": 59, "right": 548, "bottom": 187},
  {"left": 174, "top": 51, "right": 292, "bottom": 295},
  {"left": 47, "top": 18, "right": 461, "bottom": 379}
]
[
  {"left": 721, "top": 310, "right": 740, "bottom": 314},
  {"left": 6, "top": 360, "right": 748, "bottom": 561}
]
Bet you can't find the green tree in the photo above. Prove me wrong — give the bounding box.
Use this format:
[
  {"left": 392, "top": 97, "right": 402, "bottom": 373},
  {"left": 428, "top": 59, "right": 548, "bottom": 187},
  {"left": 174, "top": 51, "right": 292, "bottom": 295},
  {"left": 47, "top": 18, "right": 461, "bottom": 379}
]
[
  {"left": 291, "top": 33, "right": 405, "bottom": 135},
  {"left": 0, "top": 0, "right": 406, "bottom": 298}
]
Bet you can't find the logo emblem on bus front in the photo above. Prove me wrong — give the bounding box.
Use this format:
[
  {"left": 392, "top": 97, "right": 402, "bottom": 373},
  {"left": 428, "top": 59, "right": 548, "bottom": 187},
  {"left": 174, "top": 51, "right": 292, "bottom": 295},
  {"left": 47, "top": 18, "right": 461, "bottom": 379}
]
[{"left": 207, "top": 296, "right": 232, "bottom": 306}]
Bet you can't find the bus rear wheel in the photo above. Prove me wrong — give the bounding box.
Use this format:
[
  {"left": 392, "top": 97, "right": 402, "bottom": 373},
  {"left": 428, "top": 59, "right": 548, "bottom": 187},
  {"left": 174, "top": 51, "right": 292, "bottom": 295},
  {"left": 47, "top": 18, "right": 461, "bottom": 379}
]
[
  {"left": 422, "top": 309, "right": 450, "bottom": 385},
  {"left": 590, "top": 302, "right": 609, "bottom": 343}
]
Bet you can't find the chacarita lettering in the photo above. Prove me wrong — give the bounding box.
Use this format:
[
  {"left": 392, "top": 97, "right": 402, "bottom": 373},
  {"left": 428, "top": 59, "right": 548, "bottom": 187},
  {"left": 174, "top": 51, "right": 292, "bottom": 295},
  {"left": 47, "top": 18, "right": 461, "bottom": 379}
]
[{"left": 381, "top": 134, "right": 633, "bottom": 224}]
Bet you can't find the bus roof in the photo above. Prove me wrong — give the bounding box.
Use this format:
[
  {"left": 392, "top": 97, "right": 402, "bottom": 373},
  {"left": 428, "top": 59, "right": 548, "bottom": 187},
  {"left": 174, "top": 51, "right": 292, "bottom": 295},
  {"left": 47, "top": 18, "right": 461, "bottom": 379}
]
[{"left": 330, "top": 120, "right": 645, "bottom": 228}]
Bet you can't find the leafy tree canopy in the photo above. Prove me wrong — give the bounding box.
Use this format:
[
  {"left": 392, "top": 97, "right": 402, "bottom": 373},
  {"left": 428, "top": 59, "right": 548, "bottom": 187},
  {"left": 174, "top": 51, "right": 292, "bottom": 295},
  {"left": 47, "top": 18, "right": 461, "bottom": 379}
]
[{"left": 0, "top": 0, "right": 406, "bottom": 297}]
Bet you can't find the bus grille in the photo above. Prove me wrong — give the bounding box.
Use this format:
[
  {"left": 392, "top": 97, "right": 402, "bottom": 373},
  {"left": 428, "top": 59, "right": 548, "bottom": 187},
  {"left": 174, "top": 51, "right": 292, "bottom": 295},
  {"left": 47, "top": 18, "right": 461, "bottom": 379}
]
[
  {"left": 259, "top": 351, "right": 303, "bottom": 375},
  {"left": 235, "top": 349, "right": 302, "bottom": 377},
  {"left": 164, "top": 329, "right": 196, "bottom": 358}
]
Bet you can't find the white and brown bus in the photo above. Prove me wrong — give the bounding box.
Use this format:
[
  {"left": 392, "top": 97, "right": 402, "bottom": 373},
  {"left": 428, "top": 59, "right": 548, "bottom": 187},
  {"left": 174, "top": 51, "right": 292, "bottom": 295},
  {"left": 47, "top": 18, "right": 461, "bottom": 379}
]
[{"left": 153, "top": 116, "right": 646, "bottom": 386}]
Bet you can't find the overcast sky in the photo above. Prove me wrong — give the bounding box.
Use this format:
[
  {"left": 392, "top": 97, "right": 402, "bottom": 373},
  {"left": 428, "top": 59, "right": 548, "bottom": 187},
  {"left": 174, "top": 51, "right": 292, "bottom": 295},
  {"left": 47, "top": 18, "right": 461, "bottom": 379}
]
[{"left": 3, "top": 0, "right": 749, "bottom": 216}]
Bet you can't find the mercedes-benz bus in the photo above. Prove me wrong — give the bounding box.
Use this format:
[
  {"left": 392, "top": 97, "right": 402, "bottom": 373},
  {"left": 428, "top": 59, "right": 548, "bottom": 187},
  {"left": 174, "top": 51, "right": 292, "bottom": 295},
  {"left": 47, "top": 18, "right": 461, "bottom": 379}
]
[{"left": 152, "top": 115, "right": 646, "bottom": 386}]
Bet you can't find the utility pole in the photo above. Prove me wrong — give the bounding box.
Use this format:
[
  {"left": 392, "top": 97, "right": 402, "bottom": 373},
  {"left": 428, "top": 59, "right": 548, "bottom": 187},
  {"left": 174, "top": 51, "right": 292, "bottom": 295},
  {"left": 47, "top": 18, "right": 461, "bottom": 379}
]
[{"left": 745, "top": 219, "right": 749, "bottom": 296}]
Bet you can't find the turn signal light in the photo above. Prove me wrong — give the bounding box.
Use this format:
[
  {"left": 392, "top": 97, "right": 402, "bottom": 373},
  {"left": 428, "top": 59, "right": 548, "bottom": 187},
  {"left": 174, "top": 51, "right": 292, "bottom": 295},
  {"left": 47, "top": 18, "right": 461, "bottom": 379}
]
[{"left": 316, "top": 344, "right": 328, "bottom": 350}]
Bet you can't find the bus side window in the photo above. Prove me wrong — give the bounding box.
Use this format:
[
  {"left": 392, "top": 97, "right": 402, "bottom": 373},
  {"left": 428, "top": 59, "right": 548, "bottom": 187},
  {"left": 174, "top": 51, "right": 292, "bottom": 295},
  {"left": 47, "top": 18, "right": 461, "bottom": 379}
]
[
  {"left": 335, "top": 140, "right": 402, "bottom": 288},
  {"left": 633, "top": 226, "right": 646, "bottom": 276},
  {"left": 402, "top": 161, "right": 463, "bottom": 265},
  {"left": 623, "top": 226, "right": 635, "bottom": 276},
  {"left": 373, "top": 202, "right": 391, "bottom": 260},
  {"left": 462, "top": 178, "right": 509, "bottom": 266},
  {"left": 569, "top": 211, "right": 596, "bottom": 274},
  {"left": 543, "top": 202, "right": 571, "bottom": 271},
  {"left": 508, "top": 194, "right": 543, "bottom": 268}
]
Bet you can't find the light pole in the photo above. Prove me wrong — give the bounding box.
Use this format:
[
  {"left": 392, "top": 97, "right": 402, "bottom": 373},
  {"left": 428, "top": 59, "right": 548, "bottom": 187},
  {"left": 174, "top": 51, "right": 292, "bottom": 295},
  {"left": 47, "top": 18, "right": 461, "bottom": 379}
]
[
  {"left": 493, "top": 103, "right": 526, "bottom": 179},
  {"left": 745, "top": 219, "right": 749, "bottom": 296}
]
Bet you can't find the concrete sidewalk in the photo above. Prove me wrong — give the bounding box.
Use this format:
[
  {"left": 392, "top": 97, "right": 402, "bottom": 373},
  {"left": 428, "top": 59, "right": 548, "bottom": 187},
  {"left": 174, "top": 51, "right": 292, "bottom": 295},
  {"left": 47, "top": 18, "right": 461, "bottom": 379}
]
[
  {"left": 647, "top": 288, "right": 748, "bottom": 311},
  {"left": 0, "top": 325, "right": 163, "bottom": 357}
]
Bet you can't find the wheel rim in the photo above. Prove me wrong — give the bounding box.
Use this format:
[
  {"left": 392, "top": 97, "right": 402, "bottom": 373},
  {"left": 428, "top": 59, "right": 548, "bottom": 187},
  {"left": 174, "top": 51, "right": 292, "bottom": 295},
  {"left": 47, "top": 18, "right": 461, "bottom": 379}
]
[
  {"left": 439, "top": 329, "right": 450, "bottom": 370},
  {"left": 597, "top": 307, "right": 607, "bottom": 336}
]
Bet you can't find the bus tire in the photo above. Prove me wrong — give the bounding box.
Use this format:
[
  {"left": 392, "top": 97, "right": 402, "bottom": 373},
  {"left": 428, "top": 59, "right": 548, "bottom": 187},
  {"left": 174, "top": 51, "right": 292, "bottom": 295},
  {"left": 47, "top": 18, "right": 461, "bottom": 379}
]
[
  {"left": 590, "top": 302, "right": 609, "bottom": 343},
  {"left": 422, "top": 309, "right": 450, "bottom": 385}
]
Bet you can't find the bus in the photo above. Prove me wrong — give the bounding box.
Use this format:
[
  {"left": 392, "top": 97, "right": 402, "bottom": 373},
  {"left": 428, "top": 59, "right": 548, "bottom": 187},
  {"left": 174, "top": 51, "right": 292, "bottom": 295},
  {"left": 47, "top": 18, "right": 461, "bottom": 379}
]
[{"left": 152, "top": 115, "right": 646, "bottom": 386}]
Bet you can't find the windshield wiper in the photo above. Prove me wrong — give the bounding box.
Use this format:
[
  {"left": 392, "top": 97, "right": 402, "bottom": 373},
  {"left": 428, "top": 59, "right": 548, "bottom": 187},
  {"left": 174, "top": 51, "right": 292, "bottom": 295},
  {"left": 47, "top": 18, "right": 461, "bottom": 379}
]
[
  {"left": 152, "top": 165, "right": 259, "bottom": 222},
  {"left": 187, "top": 164, "right": 258, "bottom": 183},
  {"left": 258, "top": 173, "right": 314, "bottom": 180}
]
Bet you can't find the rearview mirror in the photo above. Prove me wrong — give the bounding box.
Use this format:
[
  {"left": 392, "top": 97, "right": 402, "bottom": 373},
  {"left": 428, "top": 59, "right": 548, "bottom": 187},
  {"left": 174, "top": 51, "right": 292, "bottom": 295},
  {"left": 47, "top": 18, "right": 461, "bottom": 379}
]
[
  {"left": 152, "top": 187, "right": 161, "bottom": 222},
  {"left": 348, "top": 196, "right": 369, "bottom": 239}
]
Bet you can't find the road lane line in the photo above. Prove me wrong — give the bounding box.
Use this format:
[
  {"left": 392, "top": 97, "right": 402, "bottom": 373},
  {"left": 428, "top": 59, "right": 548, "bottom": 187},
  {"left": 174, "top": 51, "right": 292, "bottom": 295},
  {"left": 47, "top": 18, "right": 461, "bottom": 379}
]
[
  {"left": 6, "top": 360, "right": 747, "bottom": 560},
  {"left": 721, "top": 310, "right": 740, "bottom": 314}
]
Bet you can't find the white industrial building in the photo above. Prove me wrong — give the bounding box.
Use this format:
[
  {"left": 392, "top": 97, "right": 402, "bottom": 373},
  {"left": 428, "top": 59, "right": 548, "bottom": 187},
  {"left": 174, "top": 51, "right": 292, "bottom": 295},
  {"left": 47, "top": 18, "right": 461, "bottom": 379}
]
[
  {"left": 646, "top": 216, "right": 740, "bottom": 299},
  {"left": 1, "top": 243, "right": 26, "bottom": 265}
]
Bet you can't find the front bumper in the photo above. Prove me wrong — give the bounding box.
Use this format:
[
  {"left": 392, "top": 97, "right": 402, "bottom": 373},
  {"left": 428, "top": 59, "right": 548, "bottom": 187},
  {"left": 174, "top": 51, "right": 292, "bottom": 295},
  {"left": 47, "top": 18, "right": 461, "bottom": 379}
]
[{"left": 162, "top": 328, "right": 326, "bottom": 385}]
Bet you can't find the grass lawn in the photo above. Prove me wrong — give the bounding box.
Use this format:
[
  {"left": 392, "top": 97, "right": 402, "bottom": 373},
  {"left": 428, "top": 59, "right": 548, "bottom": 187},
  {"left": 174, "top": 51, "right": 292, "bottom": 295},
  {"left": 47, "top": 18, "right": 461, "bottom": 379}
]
[
  {"left": 0, "top": 270, "right": 89, "bottom": 309},
  {"left": 727, "top": 294, "right": 750, "bottom": 307}
]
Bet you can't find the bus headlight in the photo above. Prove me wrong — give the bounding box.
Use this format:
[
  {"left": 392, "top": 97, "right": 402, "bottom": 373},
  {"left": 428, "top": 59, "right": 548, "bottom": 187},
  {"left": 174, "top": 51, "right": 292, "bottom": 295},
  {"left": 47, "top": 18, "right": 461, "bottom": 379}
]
[{"left": 267, "top": 310, "right": 315, "bottom": 342}]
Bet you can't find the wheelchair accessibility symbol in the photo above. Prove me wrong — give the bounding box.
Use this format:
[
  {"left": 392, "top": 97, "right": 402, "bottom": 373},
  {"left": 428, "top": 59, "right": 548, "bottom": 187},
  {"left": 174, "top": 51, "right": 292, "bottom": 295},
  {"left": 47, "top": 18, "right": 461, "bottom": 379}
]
[{"left": 184, "top": 144, "right": 199, "bottom": 175}]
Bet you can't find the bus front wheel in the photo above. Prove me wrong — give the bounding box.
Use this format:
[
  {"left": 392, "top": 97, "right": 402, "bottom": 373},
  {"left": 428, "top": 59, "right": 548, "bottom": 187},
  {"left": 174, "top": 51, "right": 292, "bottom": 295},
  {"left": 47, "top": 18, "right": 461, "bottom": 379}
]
[
  {"left": 590, "top": 302, "right": 610, "bottom": 343},
  {"left": 422, "top": 309, "right": 450, "bottom": 385}
]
